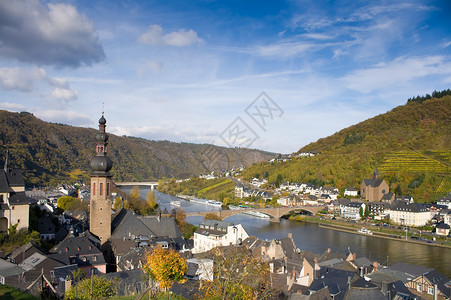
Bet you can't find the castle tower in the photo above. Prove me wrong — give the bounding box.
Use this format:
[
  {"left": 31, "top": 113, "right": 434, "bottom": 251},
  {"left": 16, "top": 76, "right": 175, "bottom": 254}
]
[{"left": 90, "top": 114, "right": 113, "bottom": 244}]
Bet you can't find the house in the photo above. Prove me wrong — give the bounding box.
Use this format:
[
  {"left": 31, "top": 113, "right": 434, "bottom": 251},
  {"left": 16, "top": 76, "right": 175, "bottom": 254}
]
[
  {"left": 38, "top": 216, "right": 56, "bottom": 241},
  {"left": 342, "top": 202, "right": 365, "bottom": 220},
  {"left": 390, "top": 262, "right": 451, "bottom": 300},
  {"left": 0, "top": 258, "right": 25, "bottom": 286},
  {"left": 445, "top": 211, "right": 451, "bottom": 225},
  {"left": 192, "top": 220, "right": 249, "bottom": 254},
  {"left": 344, "top": 187, "right": 358, "bottom": 197},
  {"left": 437, "top": 196, "right": 451, "bottom": 209},
  {"left": 436, "top": 222, "right": 450, "bottom": 236},
  {"left": 388, "top": 202, "right": 431, "bottom": 227},
  {"left": 186, "top": 258, "right": 214, "bottom": 281},
  {"left": 360, "top": 167, "right": 390, "bottom": 202},
  {"left": 368, "top": 202, "right": 389, "bottom": 219},
  {"left": 0, "top": 159, "right": 31, "bottom": 231},
  {"left": 50, "top": 233, "right": 107, "bottom": 274}
]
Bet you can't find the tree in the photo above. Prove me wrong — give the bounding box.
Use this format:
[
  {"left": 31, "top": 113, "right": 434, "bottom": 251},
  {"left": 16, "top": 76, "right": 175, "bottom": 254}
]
[
  {"left": 64, "top": 275, "right": 117, "bottom": 300},
  {"left": 113, "top": 197, "right": 122, "bottom": 211},
  {"left": 142, "top": 246, "right": 187, "bottom": 292},
  {"left": 147, "top": 190, "right": 157, "bottom": 210},
  {"left": 204, "top": 212, "right": 222, "bottom": 221},
  {"left": 57, "top": 196, "right": 87, "bottom": 212},
  {"left": 197, "top": 247, "right": 274, "bottom": 299}
]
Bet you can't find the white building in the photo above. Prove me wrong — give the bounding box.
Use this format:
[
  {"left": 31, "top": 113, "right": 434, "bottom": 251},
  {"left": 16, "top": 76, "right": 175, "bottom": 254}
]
[
  {"left": 344, "top": 187, "right": 358, "bottom": 197},
  {"left": 388, "top": 203, "right": 430, "bottom": 227},
  {"left": 192, "top": 220, "right": 249, "bottom": 254},
  {"left": 342, "top": 202, "right": 365, "bottom": 220},
  {"left": 437, "top": 196, "right": 451, "bottom": 209}
]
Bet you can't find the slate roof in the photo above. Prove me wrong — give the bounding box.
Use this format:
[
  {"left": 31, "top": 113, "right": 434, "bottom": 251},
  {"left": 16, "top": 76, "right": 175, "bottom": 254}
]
[
  {"left": 0, "top": 258, "right": 25, "bottom": 277},
  {"left": 8, "top": 241, "right": 47, "bottom": 264},
  {"left": 365, "top": 268, "right": 412, "bottom": 284},
  {"left": 50, "top": 234, "right": 106, "bottom": 267},
  {"left": 309, "top": 267, "right": 357, "bottom": 300},
  {"left": 111, "top": 209, "right": 182, "bottom": 239},
  {"left": 387, "top": 280, "right": 418, "bottom": 300},
  {"left": 389, "top": 262, "right": 433, "bottom": 278},
  {"left": 343, "top": 277, "right": 385, "bottom": 300},
  {"left": 362, "top": 178, "right": 385, "bottom": 188},
  {"left": 105, "top": 269, "right": 148, "bottom": 296},
  {"left": 38, "top": 216, "right": 56, "bottom": 235},
  {"left": 390, "top": 202, "right": 429, "bottom": 213},
  {"left": 8, "top": 191, "right": 31, "bottom": 205}
]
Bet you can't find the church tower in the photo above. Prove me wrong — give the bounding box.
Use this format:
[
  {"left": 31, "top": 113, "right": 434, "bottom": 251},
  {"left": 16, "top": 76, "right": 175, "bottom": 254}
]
[{"left": 90, "top": 114, "right": 113, "bottom": 244}]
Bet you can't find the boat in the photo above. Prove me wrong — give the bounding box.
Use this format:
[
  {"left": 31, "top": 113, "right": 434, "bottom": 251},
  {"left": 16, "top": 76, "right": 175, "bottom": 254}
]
[
  {"left": 243, "top": 211, "right": 270, "bottom": 219},
  {"left": 229, "top": 205, "right": 244, "bottom": 210},
  {"left": 207, "top": 200, "right": 223, "bottom": 208},
  {"left": 170, "top": 200, "right": 181, "bottom": 207},
  {"left": 357, "top": 227, "right": 373, "bottom": 235}
]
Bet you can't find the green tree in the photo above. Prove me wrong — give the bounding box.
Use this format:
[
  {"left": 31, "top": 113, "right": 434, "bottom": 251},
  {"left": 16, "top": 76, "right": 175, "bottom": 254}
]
[{"left": 64, "top": 275, "right": 117, "bottom": 300}]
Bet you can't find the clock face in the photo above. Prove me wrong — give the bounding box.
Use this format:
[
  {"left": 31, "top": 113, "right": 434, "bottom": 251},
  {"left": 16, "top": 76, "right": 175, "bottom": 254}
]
[{"left": 100, "top": 161, "right": 104, "bottom": 166}]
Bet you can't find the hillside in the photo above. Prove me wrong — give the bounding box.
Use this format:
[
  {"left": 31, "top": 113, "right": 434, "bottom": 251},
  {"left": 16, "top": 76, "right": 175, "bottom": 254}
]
[
  {"left": 241, "top": 94, "right": 451, "bottom": 202},
  {"left": 0, "top": 110, "right": 275, "bottom": 186}
]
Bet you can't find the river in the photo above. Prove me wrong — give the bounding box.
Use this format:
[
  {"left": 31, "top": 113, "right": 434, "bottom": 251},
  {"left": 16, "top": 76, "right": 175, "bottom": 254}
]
[{"left": 120, "top": 187, "right": 451, "bottom": 278}]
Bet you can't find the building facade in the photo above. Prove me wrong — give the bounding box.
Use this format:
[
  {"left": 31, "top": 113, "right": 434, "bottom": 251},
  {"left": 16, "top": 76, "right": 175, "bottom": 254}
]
[
  {"left": 0, "top": 154, "right": 30, "bottom": 231},
  {"left": 192, "top": 220, "right": 249, "bottom": 254}
]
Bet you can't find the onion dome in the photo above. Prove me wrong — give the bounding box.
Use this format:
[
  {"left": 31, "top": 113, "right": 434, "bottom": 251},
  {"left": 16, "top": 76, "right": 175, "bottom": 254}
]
[
  {"left": 99, "top": 115, "right": 106, "bottom": 125},
  {"left": 90, "top": 155, "right": 113, "bottom": 173},
  {"left": 96, "top": 131, "right": 109, "bottom": 143}
]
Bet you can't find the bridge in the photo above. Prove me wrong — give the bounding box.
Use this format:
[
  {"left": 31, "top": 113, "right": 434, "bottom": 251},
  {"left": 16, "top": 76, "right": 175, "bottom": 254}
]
[
  {"left": 185, "top": 206, "right": 325, "bottom": 223},
  {"left": 115, "top": 182, "right": 159, "bottom": 190}
]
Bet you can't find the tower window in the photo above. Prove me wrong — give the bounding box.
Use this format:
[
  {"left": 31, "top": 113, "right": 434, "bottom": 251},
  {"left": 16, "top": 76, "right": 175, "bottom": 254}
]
[
  {"left": 100, "top": 183, "right": 103, "bottom": 196},
  {"left": 107, "top": 183, "right": 110, "bottom": 195},
  {"left": 93, "top": 183, "right": 96, "bottom": 196}
]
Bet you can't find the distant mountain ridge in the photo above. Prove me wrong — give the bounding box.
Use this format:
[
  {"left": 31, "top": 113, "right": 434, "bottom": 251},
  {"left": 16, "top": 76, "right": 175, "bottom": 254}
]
[
  {"left": 0, "top": 110, "right": 275, "bottom": 186},
  {"left": 241, "top": 94, "right": 451, "bottom": 202}
]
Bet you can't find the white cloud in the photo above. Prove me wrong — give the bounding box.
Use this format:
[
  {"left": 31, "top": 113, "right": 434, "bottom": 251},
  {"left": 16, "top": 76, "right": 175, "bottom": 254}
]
[
  {"left": 341, "top": 56, "right": 451, "bottom": 93},
  {"left": 0, "top": 102, "right": 26, "bottom": 111},
  {"left": 0, "top": 67, "right": 77, "bottom": 100},
  {"left": 255, "top": 41, "right": 314, "bottom": 58},
  {"left": 34, "top": 109, "right": 91, "bottom": 126},
  {"left": 0, "top": 67, "right": 46, "bottom": 92},
  {"left": 51, "top": 88, "right": 78, "bottom": 101},
  {"left": 0, "top": 0, "right": 104, "bottom": 67},
  {"left": 138, "top": 25, "right": 203, "bottom": 47}
]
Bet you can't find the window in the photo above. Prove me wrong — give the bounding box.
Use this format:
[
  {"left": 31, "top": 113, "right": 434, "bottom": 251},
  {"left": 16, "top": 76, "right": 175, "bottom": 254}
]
[
  {"left": 93, "top": 183, "right": 96, "bottom": 196},
  {"left": 107, "top": 183, "right": 110, "bottom": 195},
  {"left": 417, "top": 284, "right": 421, "bottom": 292},
  {"left": 100, "top": 183, "right": 103, "bottom": 196},
  {"left": 428, "top": 286, "right": 434, "bottom": 295}
]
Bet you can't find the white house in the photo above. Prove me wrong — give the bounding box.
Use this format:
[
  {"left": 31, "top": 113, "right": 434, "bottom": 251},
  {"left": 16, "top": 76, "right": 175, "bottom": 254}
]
[
  {"left": 437, "top": 196, "right": 451, "bottom": 209},
  {"left": 342, "top": 202, "right": 365, "bottom": 220},
  {"left": 192, "top": 220, "right": 249, "bottom": 254},
  {"left": 388, "top": 203, "right": 430, "bottom": 227},
  {"left": 344, "top": 187, "right": 358, "bottom": 197}
]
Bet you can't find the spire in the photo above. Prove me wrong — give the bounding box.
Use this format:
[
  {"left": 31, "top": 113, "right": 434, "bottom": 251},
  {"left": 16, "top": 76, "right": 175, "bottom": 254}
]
[
  {"left": 3, "top": 148, "right": 8, "bottom": 172},
  {"left": 373, "top": 166, "right": 379, "bottom": 180}
]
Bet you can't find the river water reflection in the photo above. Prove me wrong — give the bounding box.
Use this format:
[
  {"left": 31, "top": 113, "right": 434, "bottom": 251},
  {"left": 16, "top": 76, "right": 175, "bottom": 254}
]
[{"left": 120, "top": 188, "right": 451, "bottom": 278}]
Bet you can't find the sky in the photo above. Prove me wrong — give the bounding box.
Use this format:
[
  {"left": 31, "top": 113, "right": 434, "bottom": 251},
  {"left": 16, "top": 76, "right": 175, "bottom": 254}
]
[{"left": 0, "top": 0, "right": 450, "bottom": 154}]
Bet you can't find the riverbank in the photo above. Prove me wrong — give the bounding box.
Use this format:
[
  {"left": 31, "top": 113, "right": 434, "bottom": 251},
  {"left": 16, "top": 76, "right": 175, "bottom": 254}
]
[{"left": 289, "top": 215, "right": 451, "bottom": 249}]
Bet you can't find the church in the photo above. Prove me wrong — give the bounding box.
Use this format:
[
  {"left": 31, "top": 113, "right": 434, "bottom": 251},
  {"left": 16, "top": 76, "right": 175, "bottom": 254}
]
[{"left": 360, "top": 167, "right": 390, "bottom": 202}]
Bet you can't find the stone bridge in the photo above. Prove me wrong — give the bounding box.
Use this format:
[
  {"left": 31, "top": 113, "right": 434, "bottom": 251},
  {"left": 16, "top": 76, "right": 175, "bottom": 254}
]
[
  {"left": 186, "top": 206, "right": 325, "bottom": 223},
  {"left": 115, "top": 181, "right": 159, "bottom": 190}
]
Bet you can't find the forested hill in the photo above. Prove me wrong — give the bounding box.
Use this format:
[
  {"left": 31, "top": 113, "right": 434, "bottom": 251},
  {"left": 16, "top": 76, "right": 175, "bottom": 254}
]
[
  {"left": 0, "top": 110, "right": 275, "bottom": 186},
  {"left": 242, "top": 94, "right": 451, "bottom": 202}
]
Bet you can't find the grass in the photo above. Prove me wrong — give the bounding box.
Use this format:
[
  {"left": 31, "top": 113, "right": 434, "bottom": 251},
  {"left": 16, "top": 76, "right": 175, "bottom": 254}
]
[{"left": 0, "top": 285, "right": 39, "bottom": 300}]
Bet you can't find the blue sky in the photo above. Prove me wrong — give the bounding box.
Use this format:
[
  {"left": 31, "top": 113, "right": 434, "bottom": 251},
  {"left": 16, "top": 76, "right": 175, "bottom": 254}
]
[{"left": 0, "top": 0, "right": 450, "bottom": 153}]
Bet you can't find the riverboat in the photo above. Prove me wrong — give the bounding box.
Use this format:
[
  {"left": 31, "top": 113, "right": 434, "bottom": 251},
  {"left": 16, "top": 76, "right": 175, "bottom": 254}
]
[
  {"left": 243, "top": 211, "right": 270, "bottom": 219},
  {"left": 170, "top": 200, "right": 181, "bottom": 207},
  {"left": 229, "top": 205, "right": 244, "bottom": 210},
  {"left": 357, "top": 227, "right": 373, "bottom": 235}
]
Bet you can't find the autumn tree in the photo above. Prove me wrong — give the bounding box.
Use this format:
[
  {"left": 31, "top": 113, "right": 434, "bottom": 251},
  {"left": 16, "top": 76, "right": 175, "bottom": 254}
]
[
  {"left": 64, "top": 275, "right": 117, "bottom": 300},
  {"left": 57, "top": 196, "right": 88, "bottom": 212},
  {"left": 204, "top": 212, "right": 222, "bottom": 221},
  {"left": 113, "top": 196, "right": 122, "bottom": 211},
  {"left": 197, "top": 247, "right": 274, "bottom": 300},
  {"left": 142, "top": 246, "right": 187, "bottom": 293}
]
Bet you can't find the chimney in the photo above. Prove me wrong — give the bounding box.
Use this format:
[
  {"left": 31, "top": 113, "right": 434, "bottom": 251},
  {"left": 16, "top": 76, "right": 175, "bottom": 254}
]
[{"left": 65, "top": 275, "right": 72, "bottom": 293}]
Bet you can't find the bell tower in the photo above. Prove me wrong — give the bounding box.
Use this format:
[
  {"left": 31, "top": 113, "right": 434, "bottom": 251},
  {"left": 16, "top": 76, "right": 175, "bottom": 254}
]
[{"left": 90, "top": 113, "right": 113, "bottom": 244}]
